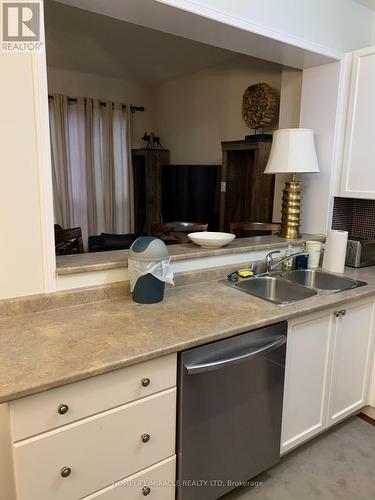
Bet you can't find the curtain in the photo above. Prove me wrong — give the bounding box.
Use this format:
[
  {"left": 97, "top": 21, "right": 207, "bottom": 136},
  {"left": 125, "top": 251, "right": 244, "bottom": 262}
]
[{"left": 49, "top": 94, "right": 134, "bottom": 250}]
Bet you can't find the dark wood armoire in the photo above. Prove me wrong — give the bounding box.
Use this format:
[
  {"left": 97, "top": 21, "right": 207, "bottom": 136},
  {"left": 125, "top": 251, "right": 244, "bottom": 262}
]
[
  {"left": 132, "top": 148, "right": 170, "bottom": 234},
  {"left": 220, "top": 140, "right": 275, "bottom": 231}
]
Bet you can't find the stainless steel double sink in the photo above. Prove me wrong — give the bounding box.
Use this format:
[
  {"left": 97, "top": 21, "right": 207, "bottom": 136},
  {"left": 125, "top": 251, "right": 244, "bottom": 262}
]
[{"left": 222, "top": 269, "right": 367, "bottom": 305}]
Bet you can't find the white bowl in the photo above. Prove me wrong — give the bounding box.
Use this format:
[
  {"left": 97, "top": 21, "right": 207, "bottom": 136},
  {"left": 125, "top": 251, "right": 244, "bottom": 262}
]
[{"left": 188, "top": 231, "right": 236, "bottom": 249}]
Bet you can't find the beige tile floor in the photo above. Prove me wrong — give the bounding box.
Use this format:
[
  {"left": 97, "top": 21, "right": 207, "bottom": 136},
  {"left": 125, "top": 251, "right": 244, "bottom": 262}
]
[{"left": 223, "top": 416, "right": 375, "bottom": 500}]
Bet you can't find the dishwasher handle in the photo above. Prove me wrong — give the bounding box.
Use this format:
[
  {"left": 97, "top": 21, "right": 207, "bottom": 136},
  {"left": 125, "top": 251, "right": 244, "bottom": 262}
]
[{"left": 184, "top": 334, "right": 286, "bottom": 375}]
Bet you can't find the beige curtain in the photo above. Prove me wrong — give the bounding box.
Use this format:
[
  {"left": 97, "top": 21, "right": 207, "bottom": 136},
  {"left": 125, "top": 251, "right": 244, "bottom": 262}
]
[
  {"left": 49, "top": 94, "right": 134, "bottom": 248},
  {"left": 49, "top": 94, "right": 71, "bottom": 228}
]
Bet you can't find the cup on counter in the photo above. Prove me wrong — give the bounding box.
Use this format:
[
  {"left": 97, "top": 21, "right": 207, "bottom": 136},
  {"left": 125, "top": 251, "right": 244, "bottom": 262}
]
[{"left": 305, "top": 241, "right": 323, "bottom": 269}]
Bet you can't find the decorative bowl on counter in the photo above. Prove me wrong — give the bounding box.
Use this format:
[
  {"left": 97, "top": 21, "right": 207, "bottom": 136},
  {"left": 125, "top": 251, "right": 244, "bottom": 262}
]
[{"left": 188, "top": 231, "right": 236, "bottom": 248}]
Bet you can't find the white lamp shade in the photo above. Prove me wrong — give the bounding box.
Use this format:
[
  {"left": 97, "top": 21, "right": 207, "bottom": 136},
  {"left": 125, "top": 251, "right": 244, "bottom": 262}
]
[{"left": 264, "top": 128, "right": 320, "bottom": 174}]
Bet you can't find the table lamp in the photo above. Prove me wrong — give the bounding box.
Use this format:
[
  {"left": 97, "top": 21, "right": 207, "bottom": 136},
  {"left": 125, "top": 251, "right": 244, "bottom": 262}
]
[{"left": 264, "top": 128, "right": 320, "bottom": 239}]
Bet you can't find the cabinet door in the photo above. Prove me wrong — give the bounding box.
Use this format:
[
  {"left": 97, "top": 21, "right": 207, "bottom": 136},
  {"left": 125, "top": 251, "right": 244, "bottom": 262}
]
[
  {"left": 340, "top": 46, "right": 375, "bottom": 198},
  {"left": 328, "top": 300, "right": 374, "bottom": 426},
  {"left": 281, "top": 311, "right": 334, "bottom": 454}
]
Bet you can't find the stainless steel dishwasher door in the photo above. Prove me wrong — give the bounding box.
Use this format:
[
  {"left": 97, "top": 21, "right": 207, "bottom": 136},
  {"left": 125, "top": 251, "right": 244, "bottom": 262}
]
[{"left": 177, "top": 322, "right": 287, "bottom": 500}]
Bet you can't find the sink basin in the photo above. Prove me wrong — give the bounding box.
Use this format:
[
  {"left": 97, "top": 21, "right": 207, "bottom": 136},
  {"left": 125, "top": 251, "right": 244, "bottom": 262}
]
[
  {"left": 279, "top": 269, "right": 366, "bottom": 292},
  {"left": 221, "top": 268, "right": 367, "bottom": 305},
  {"left": 235, "top": 276, "right": 317, "bottom": 305}
]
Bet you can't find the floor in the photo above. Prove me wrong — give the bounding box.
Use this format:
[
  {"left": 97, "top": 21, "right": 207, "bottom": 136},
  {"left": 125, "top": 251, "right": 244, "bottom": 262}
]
[{"left": 224, "top": 416, "right": 375, "bottom": 500}]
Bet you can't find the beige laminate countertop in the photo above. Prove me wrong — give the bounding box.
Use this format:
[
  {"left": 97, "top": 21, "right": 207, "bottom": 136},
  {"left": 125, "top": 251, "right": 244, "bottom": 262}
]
[
  {"left": 56, "top": 234, "right": 323, "bottom": 275},
  {"left": 1, "top": 267, "right": 375, "bottom": 404}
]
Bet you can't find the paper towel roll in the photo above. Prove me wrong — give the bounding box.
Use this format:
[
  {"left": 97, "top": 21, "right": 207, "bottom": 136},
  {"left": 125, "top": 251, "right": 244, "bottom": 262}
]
[{"left": 322, "top": 230, "right": 348, "bottom": 273}]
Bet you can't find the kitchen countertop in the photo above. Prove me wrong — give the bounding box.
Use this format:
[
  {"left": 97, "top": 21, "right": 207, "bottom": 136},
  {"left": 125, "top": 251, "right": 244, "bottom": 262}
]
[
  {"left": 1, "top": 266, "right": 375, "bottom": 404},
  {"left": 56, "top": 234, "right": 323, "bottom": 275}
]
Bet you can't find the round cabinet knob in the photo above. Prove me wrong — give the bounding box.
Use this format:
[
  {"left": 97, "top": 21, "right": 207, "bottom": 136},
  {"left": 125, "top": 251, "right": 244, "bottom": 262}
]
[
  {"left": 60, "top": 466, "right": 71, "bottom": 478},
  {"left": 142, "top": 486, "right": 151, "bottom": 496},
  {"left": 141, "top": 377, "right": 150, "bottom": 387},
  {"left": 141, "top": 433, "right": 151, "bottom": 443},
  {"left": 58, "top": 404, "right": 69, "bottom": 415},
  {"left": 334, "top": 311, "right": 340, "bottom": 317},
  {"left": 340, "top": 309, "right": 346, "bottom": 316}
]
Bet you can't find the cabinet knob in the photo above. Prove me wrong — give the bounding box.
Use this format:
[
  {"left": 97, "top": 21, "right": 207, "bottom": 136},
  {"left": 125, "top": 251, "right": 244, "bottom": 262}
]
[
  {"left": 334, "top": 311, "right": 340, "bottom": 317},
  {"left": 340, "top": 309, "right": 346, "bottom": 316},
  {"left": 142, "top": 486, "right": 151, "bottom": 496},
  {"left": 61, "top": 466, "right": 71, "bottom": 478},
  {"left": 58, "top": 404, "right": 69, "bottom": 415},
  {"left": 141, "top": 377, "right": 150, "bottom": 387},
  {"left": 141, "top": 433, "right": 151, "bottom": 443}
]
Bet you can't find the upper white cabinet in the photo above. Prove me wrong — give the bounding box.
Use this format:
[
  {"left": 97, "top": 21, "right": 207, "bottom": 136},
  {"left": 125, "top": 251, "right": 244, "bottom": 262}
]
[{"left": 340, "top": 46, "right": 375, "bottom": 198}]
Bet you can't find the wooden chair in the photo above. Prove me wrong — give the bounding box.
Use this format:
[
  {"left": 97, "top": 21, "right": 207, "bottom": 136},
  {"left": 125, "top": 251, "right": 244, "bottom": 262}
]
[
  {"left": 151, "top": 222, "right": 208, "bottom": 244},
  {"left": 54, "top": 224, "right": 84, "bottom": 255},
  {"left": 230, "top": 222, "right": 281, "bottom": 238}
]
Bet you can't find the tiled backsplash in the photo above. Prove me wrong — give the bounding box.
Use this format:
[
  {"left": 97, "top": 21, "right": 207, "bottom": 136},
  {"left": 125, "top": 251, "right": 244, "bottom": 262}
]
[{"left": 332, "top": 197, "right": 375, "bottom": 238}]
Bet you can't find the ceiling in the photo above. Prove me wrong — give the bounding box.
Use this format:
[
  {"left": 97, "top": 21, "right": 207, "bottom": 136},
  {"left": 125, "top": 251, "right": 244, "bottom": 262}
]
[
  {"left": 355, "top": 0, "right": 375, "bottom": 10},
  {"left": 44, "top": 0, "right": 241, "bottom": 84}
]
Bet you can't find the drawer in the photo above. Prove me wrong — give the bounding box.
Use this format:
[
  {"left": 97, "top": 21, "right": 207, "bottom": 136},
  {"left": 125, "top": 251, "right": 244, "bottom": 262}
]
[
  {"left": 13, "top": 389, "right": 176, "bottom": 500},
  {"left": 82, "top": 456, "right": 176, "bottom": 500},
  {"left": 10, "top": 353, "right": 176, "bottom": 441}
]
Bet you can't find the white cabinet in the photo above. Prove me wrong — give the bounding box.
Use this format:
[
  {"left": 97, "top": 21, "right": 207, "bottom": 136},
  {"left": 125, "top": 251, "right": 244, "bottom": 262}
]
[
  {"left": 0, "top": 354, "right": 177, "bottom": 500},
  {"left": 10, "top": 353, "right": 176, "bottom": 441},
  {"left": 328, "top": 301, "right": 374, "bottom": 425},
  {"left": 281, "top": 299, "right": 375, "bottom": 454},
  {"left": 13, "top": 390, "right": 176, "bottom": 500},
  {"left": 281, "top": 310, "right": 334, "bottom": 453},
  {"left": 340, "top": 46, "right": 375, "bottom": 198}
]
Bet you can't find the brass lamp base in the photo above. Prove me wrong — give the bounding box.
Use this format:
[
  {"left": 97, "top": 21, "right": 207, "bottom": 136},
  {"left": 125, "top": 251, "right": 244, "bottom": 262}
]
[{"left": 281, "top": 175, "right": 302, "bottom": 239}]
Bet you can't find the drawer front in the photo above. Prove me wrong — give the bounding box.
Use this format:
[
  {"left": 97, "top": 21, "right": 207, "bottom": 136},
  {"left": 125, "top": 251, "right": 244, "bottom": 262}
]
[
  {"left": 13, "top": 389, "right": 176, "bottom": 500},
  {"left": 11, "top": 353, "right": 176, "bottom": 441},
  {"left": 82, "top": 456, "right": 176, "bottom": 500}
]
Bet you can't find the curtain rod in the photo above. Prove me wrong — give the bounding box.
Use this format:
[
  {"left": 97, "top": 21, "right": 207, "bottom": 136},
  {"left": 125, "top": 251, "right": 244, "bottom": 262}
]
[{"left": 48, "top": 95, "right": 144, "bottom": 113}]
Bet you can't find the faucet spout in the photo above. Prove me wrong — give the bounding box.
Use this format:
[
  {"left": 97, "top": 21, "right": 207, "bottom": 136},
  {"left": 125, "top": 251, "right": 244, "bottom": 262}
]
[{"left": 265, "top": 250, "right": 309, "bottom": 273}]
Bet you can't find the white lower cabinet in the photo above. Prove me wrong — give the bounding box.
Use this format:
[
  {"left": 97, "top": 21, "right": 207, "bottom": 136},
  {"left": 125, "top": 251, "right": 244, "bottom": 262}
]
[
  {"left": 280, "top": 310, "right": 334, "bottom": 453},
  {"left": 0, "top": 354, "right": 177, "bottom": 500},
  {"left": 281, "top": 299, "right": 375, "bottom": 454},
  {"left": 328, "top": 301, "right": 374, "bottom": 425},
  {"left": 13, "top": 389, "right": 176, "bottom": 500}
]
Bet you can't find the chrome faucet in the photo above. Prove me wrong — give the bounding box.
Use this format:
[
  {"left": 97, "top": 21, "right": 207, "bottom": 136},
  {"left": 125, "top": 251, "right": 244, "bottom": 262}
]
[{"left": 265, "top": 250, "right": 309, "bottom": 273}]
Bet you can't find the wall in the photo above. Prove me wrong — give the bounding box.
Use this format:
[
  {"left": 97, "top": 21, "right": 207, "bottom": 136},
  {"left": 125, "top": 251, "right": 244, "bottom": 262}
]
[
  {"left": 153, "top": 55, "right": 282, "bottom": 165},
  {"left": 160, "top": 0, "right": 374, "bottom": 52},
  {"left": 272, "top": 67, "right": 303, "bottom": 223},
  {"left": 0, "top": 53, "right": 47, "bottom": 299},
  {"left": 47, "top": 67, "right": 154, "bottom": 148},
  {"left": 371, "top": 12, "right": 375, "bottom": 44}
]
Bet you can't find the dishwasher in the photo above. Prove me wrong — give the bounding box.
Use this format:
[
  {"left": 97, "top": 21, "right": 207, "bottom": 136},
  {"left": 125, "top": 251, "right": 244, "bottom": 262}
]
[{"left": 177, "top": 322, "right": 287, "bottom": 500}]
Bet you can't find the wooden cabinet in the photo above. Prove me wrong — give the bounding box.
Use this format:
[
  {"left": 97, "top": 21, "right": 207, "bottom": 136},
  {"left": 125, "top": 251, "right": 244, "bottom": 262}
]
[
  {"left": 132, "top": 148, "right": 170, "bottom": 234},
  {"left": 220, "top": 140, "right": 274, "bottom": 231},
  {"left": 281, "top": 299, "right": 375, "bottom": 454},
  {"left": 340, "top": 47, "right": 375, "bottom": 199}
]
